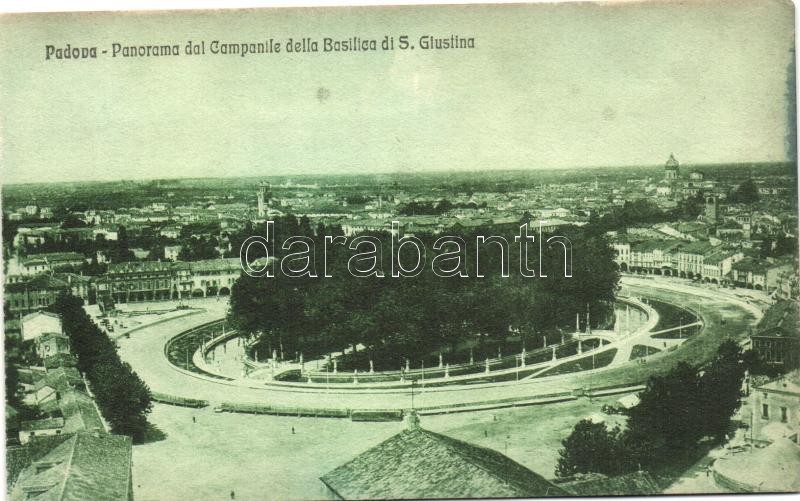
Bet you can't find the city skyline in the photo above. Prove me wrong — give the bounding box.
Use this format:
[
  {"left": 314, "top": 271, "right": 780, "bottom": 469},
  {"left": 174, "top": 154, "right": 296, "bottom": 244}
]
[{"left": 1, "top": 0, "right": 796, "bottom": 184}]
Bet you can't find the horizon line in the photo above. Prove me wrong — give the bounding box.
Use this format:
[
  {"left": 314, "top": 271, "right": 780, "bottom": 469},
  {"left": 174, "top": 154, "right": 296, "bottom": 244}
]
[{"left": 3, "top": 158, "right": 795, "bottom": 188}]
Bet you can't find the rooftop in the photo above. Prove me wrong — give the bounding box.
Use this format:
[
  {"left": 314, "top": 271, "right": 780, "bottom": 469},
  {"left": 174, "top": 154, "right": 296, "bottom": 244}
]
[
  {"left": 756, "top": 370, "right": 800, "bottom": 396},
  {"left": 21, "top": 252, "right": 85, "bottom": 266},
  {"left": 6, "top": 275, "right": 70, "bottom": 293},
  {"left": 755, "top": 300, "right": 799, "bottom": 339},
  {"left": 9, "top": 431, "right": 132, "bottom": 501},
  {"left": 713, "top": 438, "right": 800, "bottom": 492},
  {"left": 58, "top": 389, "right": 106, "bottom": 434},
  {"left": 107, "top": 260, "right": 175, "bottom": 274},
  {"left": 188, "top": 257, "right": 241, "bottom": 272},
  {"left": 43, "top": 353, "right": 78, "bottom": 371},
  {"left": 555, "top": 471, "right": 662, "bottom": 496},
  {"left": 703, "top": 249, "right": 736, "bottom": 265},
  {"left": 320, "top": 427, "right": 565, "bottom": 499},
  {"left": 677, "top": 241, "right": 716, "bottom": 255},
  {"left": 20, "top": 417, "right": 65, "bottom": 432},
  {"left": 630, "top": 239, "right": 684, "bottom": 253},
  {"left": 733, "top": 257, "right": 767, "bottom": 274},
  {"left": 21, "top": 311, "right": 62, "bottom": 324},
  {"left": 32, "top": 367, "right": 84, "bottom": 393}
]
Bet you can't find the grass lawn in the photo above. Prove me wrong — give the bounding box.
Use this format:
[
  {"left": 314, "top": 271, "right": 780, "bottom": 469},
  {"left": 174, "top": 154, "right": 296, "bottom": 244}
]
[{"left": 649, "top": 299, "right": 699, "bottom": 331}]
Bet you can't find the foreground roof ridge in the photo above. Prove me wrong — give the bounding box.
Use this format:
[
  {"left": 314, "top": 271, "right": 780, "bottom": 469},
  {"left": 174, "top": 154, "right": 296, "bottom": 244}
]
[
  {"left": 414, "top": 428, "right": 554, "bottom": 492},
  {"left": 55, "top": 434, "right": 79, "bottom": 501}
]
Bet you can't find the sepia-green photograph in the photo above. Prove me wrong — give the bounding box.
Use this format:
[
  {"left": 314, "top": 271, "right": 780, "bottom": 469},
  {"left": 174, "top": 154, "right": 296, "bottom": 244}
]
[{"left": 1, "top": 0, "right": 798, "bottom": 499}]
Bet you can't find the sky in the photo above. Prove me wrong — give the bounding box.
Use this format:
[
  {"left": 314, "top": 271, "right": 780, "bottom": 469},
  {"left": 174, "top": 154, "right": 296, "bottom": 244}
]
[{"left": 0, "top": 0, "right": 795, "bottom": 183}]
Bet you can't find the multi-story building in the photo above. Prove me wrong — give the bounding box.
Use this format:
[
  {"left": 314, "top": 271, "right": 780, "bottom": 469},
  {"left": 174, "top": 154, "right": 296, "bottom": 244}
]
[
  {"left": 732, "top": 257, "right": 795, "bottom": 292},
  {"left": 16, "top": 252, "right": 86, "bottom": 276},
  {"left": 748, "top": 370, "right": 799, "bottom": 444},
  {"left": 98, "top": 261, "right": 186, "bottom": 303},
  {"left": 750, "top": 301, "right": 799, "bottom": 370},
  {"left": 675, "top": 241, "right": 716, "bottom": 279},
  {"left": 5, "top": 276, "right": 66, "bottom": 316},
  {"left": 97, "top": 258, "right": 240, "bottom": 303},
  {"left": 612, "top": 240, "right": 631, "bottom": 268},
  {"left": 20, "top": 311, "right": 63, "bottom": 342},
  {"left": 702, "top": 248, "right": 742, "bottom": 283},
  {"left": 613, "top": 237, "right": 742, "bottom": 283},
  {"left": 187, "top": 258, "right": 241, "bottom": 297},
  {"left": 627, "top": 240, "right": 682, "bottom": 274}
]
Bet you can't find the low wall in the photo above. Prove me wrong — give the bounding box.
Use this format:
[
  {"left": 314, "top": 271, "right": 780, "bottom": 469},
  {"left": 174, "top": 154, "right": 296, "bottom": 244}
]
[{"left": 151, "top": 392, "right": 210, "bottom": 408}]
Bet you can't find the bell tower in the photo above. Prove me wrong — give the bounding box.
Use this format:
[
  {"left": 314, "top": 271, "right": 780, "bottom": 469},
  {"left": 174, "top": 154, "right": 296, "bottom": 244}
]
[
  {"left": 705, "top": 194, "right": 719, "bottom": 224},
  {"left": 257, "top": 181, "right": 271, "bottom": 218}
]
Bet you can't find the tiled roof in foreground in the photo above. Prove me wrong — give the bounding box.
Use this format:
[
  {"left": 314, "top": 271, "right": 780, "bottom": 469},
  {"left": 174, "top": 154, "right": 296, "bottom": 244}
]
[
  {"left": 320, "top": 427, "right": 565, "bottom": 499},
  {"left": 9, "top": 431, "right": 132, "bottom": 501},
  {"left": 554, "top": 470, "right": 662, "bottom": 496}
]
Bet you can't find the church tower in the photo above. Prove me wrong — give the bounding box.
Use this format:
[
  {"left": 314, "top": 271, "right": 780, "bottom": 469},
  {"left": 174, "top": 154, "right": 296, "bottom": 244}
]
[
  {"left": 664, "top": 153, "right": 680, "bottom": 181},
  {"left": 705, "top": 194, "right": 719, "bottom": 224},
  {"left": 257, "top": 181, "right": 271, "bottom": 218}
]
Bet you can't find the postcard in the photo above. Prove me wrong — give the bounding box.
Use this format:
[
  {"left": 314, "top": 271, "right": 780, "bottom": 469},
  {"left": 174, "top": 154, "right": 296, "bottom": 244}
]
[{"left": 1, "top": 1, "right": 798, "bottom": 499}]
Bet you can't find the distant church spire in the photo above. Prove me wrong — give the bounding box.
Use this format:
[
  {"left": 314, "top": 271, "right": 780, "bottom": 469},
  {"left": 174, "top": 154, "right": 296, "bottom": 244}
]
[{"left": 665, "top": 154, "right": 680, "bottom": 180}]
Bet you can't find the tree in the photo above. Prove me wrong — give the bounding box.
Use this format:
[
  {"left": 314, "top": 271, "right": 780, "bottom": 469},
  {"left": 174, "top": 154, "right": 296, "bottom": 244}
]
[
  {"left": 61, "top": 214, "right": 88, "bottom": 229},
  {"left": 5, "top": 350, "right": 22, "bottom": 408},
  {"left": 91, "top": 360, "right": 152, "bottom": 438},
  {"left": 674, "top": 190, "right": 705, "bottom": 220},
  {"left": 730, "top": 179, "right": 760, "bottom": 204},
  {"left": 49, "top": 293, "right": 152, "bottom": 442},
  {"left": 178, "top": 236, "right": 218, "bottom": 261},
  {"left": 227, "top": 221, "right": 620, "bottom": 370},
  {"left": 699, "top": 340, "right": 748, "bottom": 442},
  {"left": 557, "top": 342, "right": 756, "bottom": 476},
  {"left": 556, "top": 419, "right": 626, "bottom": 477},
  {"left": 626, "top": 362, "right": 704, "bottom": 456}
]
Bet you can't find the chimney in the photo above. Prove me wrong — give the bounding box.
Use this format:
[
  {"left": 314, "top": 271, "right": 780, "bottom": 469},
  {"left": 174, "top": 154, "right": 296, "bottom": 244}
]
[{"left": 405, "top": 410, "right": 421, "bottom": 431}]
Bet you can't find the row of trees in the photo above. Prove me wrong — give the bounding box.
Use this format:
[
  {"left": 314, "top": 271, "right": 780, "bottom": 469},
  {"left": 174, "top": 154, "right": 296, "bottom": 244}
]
[
  {"left": 397, "top": 199, "right": 488, "bottom": 216},
  {"left": 228, "top": 215, "right": 620, "bottom": 369},
  {"left": 50, "top": 294, "right": 152, "bottom": 442},
  {"left": 591, "top": 194, "right": 707, "bottom": 234},
  {"left": 556, "top": 340, "right": 751, "bottom": 477},
  {"left": 16, "top": 224, "right": 135, "bottom": 263}
]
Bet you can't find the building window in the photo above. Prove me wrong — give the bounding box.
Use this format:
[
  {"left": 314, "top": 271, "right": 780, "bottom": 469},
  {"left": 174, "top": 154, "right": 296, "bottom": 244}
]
[
  {"left": 762, "top": 404, "right": 770, "bottom": 419},
  {"left": 781, "top": 407, "right": 788, "bottom": 423}
]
